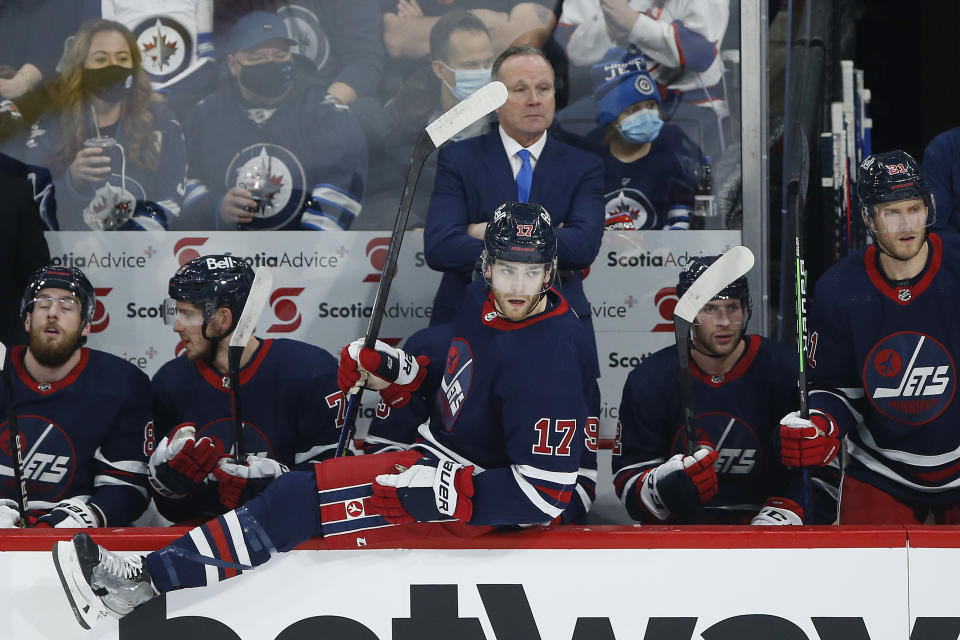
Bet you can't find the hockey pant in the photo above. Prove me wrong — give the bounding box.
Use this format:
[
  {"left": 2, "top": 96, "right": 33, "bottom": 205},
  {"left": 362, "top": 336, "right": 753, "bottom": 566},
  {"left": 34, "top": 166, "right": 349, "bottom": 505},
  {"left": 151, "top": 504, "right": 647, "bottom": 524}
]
[{"left": 146, "top": 450, "right": 491, "bottom": 593}]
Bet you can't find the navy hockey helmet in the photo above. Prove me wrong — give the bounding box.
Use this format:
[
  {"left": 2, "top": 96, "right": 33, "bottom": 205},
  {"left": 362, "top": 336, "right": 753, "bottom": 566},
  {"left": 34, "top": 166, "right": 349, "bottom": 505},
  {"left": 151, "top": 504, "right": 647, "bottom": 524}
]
[
  {"left": 857, "top": 150, "right": 936, "bottom": 225},
  {"left": 166, "top": 255, "right": 254, "bottom": 329},
  {"left": 483, "top": 201, "right": 558, "bottom": 265},
  {"left": 677, "top": 255, "right": 752, "bottom": 326},
  {"left": 20, "top": 265, "right": 96, "bottom": 323}
]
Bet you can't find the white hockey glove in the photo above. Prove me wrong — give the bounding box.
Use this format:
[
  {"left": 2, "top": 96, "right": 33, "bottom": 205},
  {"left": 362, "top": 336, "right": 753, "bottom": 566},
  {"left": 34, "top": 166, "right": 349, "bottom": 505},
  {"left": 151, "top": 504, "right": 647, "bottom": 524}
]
[
  {"left": 779, "top": 410, "right": 840, "bottom": 466},
  {"left": 637, "top": 448, "right": 719, "bottom": 521},
  {"left": 369, "top": 456, "right": 475, "bottom": 524},
  {"left": 0, "top": 499, "right": 22, "bottom": 528},
  {"left": 148, "top": 423, "right": 225, "bottom": 498},
  {"left": 338, "top": 338, "right": 429, "bottom": 408},
  {"left": 750, "top": 497, "right": 804, "bottom": 526},
  {"left": 213, "top": 455, "right": 288, "bottom": 509},
  {"left": 39, "top": 497, "right": 101, "bottom": 528}
]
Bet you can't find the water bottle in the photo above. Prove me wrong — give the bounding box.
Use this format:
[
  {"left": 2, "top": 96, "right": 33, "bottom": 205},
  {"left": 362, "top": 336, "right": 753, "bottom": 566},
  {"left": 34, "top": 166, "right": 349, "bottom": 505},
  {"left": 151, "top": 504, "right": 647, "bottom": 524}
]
[{"left": 692, "top": 155, "right": 723, "bottom": 230}]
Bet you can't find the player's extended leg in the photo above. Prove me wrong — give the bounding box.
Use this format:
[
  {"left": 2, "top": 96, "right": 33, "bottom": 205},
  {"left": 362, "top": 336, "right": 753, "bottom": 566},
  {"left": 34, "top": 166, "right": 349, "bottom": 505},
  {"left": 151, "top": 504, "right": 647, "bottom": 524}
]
[{"left": 838, "top": 474, "right": 923, "bottom": 524}]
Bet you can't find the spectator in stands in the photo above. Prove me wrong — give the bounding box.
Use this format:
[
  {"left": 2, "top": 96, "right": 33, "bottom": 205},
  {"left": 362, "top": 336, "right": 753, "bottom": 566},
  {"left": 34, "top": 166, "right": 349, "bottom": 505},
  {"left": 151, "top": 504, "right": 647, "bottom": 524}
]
[
  {"left": 589, "top": 52, "right": 699, "bottom": 230},
  {"left": 213, "top": 0, "right": 384, "bottom": 105},
  {"left": 423, "top": 45, "right": 603, "bottom": 366},
  {"left": 0, "top": 265, "right": 152, "bottom": 529},
  {"left": 181, "top": 10, "right": 367, "bottom": 230},
  {"left": 89, "top": 1, "right": 218, "bottom": 121},
  {"left": 0, "top": 160, "right": 50, "bottom": 348},
  {"left": 555, "top": 0, "right": 730, "bottom": 158},
  {"left": 354, "top": 11, "right": 495, "bottom": 229},
  {"left": 0, "top": 1, "right": 84, "bottom": 99},
  {"left": 922, "top": 126, "right": 960, "bottom": 234},
  {"left": 7, "top": 19, "right": 187, "bottom": 231}
]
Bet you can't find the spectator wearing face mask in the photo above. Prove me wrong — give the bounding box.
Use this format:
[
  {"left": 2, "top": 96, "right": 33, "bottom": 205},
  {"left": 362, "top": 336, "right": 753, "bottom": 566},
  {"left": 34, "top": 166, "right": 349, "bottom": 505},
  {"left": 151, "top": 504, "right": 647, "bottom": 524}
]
[
  {"left": 4, "top": 19, "right": 187, "bottom": 231},
  {"left": 590, "top": 51, "right": 700, "bottom": 230},
  {"left": 180, "top": 10, "right": 367, "bottom": 230},
  {"left": 352, "top": 11, "right": 494, "bottom": 229}
]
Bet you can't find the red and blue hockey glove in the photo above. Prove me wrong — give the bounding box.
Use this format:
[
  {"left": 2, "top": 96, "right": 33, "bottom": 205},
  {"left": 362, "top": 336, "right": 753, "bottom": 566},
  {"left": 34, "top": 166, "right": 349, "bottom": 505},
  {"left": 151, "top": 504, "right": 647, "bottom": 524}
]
[
  {"left": 605, "top": 211, "right": 637, "bottom": 230},
  {"left": 637, "top": 448, "right": 719, "bottom": 521},
  {"left": 779, "top": 410, "right": 840, "bottom": 467},
  {"left": 369, "top": 457, "right": 475, "bottom": 524},
  {"left": 213, "top": 455, "right": 289, "bottom": 509},
  {"left": 148, "top": 423, "right": 225, "bottom": 498},
  {"left": 750, "top": 497, "right": 804, "bottom": 525},
  {"left": 338, "top": 338, "right": 429, "bottom": 408}
]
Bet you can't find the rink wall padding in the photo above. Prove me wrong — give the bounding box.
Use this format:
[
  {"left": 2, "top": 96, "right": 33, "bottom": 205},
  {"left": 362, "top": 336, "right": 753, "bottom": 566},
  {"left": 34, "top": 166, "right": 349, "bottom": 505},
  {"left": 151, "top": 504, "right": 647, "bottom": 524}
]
[{"left": 2, "top": 525, "right": 959, "bottom": 639}]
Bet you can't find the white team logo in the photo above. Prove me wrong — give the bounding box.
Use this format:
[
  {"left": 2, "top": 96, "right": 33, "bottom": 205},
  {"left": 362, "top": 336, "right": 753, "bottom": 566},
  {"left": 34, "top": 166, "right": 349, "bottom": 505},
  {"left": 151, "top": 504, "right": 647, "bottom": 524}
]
[
  {"left": 134, "top": 17, "right": 191, "bottom": 82},
  {"left": 635, "top": 75, "right": 654, "bottom": 96}
]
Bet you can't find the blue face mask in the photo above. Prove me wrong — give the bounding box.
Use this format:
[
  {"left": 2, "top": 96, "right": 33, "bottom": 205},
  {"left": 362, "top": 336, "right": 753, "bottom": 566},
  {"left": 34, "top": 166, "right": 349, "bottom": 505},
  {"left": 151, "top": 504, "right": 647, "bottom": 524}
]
[
  {"left": 617, "top": 108, "right": 664, "bottom": 144},
  {"left": 440, "top": 62, "right": 492, "bottom": 101}
]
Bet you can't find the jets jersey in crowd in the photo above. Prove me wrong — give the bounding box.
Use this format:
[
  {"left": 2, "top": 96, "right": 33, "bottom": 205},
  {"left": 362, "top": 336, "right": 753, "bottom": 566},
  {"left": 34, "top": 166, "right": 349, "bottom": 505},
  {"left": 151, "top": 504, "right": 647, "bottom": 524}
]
[
  {"left": 600, "top": 124, "right": 697, "bottom": 230},
  {"left": 365, "top": 316, "right": 600, "bottom": 524},
  {"left": 13, "top": 104, "right": 187, "bottom": 231},
  {"left": 150, "top": 338, "right": 342, "bottom": 522},
  {"left": 399, "top": 278, "right": 595, "bottom": 527},
  {"left": 613, "top": 335, "right": 838, "bottom": 524},
  {"left": 181, "top": 71, "right": 367, "bottom": 230},
  {"left": 808, "top": 232, "right": 960, "bottom": 505},
  {"left": 0, "top": 346, "right": 152, "bottom": 526}
]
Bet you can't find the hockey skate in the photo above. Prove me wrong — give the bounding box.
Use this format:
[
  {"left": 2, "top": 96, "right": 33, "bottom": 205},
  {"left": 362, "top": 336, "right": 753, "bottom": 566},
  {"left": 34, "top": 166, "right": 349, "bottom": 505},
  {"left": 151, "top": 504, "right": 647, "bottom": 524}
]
[{"left": 53, "top": 532, "right": 158, "bottom": 629}]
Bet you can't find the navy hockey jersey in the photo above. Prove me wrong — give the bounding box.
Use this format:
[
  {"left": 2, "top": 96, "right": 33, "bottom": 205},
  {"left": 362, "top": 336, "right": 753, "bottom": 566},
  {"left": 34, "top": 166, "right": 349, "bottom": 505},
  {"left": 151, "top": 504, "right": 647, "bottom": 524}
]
[
  {"left": 808, "top": 232, "right": 960, "bottom": 504},
  {"left": 365, "top": 318, "right": 600, "bottom": 524},
  {"left": 399, "top": 279, "right": 594, "bottom": 527},
  {"left": 613, "top": 335, "right": 838, "bottom": 524},
  {"left": 151, "top": 338, "right": 342, "bottom": 521},
  {"left": 0, "top": 346, "right": 151, "bottom": 526},
  {"left": 181, "top": 75, "right": 367, "bottom": 230}
]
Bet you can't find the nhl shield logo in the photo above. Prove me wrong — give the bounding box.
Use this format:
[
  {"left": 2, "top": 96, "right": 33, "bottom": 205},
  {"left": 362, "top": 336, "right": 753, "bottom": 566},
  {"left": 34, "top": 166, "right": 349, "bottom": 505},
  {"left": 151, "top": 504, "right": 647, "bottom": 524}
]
[
  {"left": 133, "top": 16, "right": 192, "bottom": 84},
  {"left": 897, "top": 288, "right": 912, "bottom": 302}
]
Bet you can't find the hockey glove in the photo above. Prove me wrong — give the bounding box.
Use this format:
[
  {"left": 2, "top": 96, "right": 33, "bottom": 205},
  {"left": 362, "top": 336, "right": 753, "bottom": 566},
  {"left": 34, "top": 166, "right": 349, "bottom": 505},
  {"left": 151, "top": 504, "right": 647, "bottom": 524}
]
[
  {"left": 338, "top": 339, "right": 430, "bottom": 408},
  {"left": 37, "top": 497, "right": 102, "bottom": 528},
  {"left": 0, "top": 499, "right": 22, "bottom": 528},
  {"left": 779, "top": 410, "right": 840, "bottom": 467},
  {"left": 637, "top": 448, "right": 719, "bottom": 521},
  {"left": 213, "top": 455, "right": 289, "bottom": 509},
  {"left": 605, "top": 211, "right": 637, "bottom": 230},
  {"left": 750, "top": 497, "right": 804, "bottom": 526},
  {"left": 148, "top": 423, "right": 225, "bottom": 498},
  {"left": 369, "top": 457, "right": 475, "bottom": 525}
]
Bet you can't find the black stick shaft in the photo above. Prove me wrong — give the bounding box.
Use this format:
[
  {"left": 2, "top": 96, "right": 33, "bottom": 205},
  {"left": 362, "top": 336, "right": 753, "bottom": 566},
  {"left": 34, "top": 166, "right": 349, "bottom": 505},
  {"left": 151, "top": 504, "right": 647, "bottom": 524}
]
[
  {"left": 228, "top": 346, "right": 245, "bottom": 462},
  {"left": 336, "top": 131, "right": 436, "bottom": 457},
  {"left": 1, "top": 350, "right": 28, "bottom": 527},
  {"left": 674, "top": 318, "right": 696, "bottom": 456}
]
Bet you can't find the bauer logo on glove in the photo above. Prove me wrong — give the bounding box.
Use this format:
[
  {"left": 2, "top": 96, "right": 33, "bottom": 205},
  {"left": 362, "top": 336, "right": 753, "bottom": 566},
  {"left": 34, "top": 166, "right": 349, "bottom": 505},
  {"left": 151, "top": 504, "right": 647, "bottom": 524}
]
[{"left": 338, "top": 338, "right": 429, "bottom": 408}]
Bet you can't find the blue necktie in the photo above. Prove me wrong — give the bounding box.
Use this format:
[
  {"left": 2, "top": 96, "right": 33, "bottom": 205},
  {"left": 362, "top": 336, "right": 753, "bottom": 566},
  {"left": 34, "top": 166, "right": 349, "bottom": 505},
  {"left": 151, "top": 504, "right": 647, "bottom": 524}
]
[{"left": 516, "top": 149, "right": 533, "bottom": 203}]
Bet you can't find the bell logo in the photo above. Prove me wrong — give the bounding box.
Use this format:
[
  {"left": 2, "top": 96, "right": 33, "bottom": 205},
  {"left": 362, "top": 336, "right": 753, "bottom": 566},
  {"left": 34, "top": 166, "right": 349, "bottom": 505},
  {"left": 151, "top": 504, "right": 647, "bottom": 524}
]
[
  {"left": 363, "top": 237, "right": 397, "bottom": 283},
  {"left": 268, "top": 287, "right": 304, "bottom": 333},
  {"left": 173, "top": 237, "right": 208, "bottom": 266},
  {"left": 90, "top": 287, "right": 113, "bottom": 333},
  {"left": 651, "top": 286, "right": 678, "bottom": 332}
]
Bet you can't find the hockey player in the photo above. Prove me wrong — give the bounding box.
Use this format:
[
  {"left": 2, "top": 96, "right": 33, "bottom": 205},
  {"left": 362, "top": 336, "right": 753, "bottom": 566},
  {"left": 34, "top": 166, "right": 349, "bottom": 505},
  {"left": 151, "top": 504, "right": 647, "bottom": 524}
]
[
  {"left": 0, "top": 266, "right": 151, "bottom": 528},
  {"left": 780, "top": 150, "right": 960, "bottom": 524},
  {"left": 613, "top": 256, "right": 837, "bottom": 525},
  {"left": 53, "top": 202, "right": 594, "bottom": 629},
  {"left": 148, "top": 255, "right": 342, "bottom": 523}
]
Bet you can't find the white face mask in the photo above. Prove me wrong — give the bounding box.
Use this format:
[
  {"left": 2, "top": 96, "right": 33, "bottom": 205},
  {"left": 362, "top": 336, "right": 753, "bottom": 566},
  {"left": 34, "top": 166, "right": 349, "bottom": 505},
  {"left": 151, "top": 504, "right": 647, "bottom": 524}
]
[{"left": 439, "top": 62, "right": 492, "bottom": 101}]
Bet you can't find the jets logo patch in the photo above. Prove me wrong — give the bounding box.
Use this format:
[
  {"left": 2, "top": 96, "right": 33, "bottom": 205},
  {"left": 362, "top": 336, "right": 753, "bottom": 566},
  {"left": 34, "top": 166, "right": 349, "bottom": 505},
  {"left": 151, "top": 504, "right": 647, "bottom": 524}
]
[
  {"left": 438, "top": 338, "right": 473, "bottom": 431},
  {"left": 864, "top": 331, "right": 956, "bottom": 425},
  {"left": 0, "top": 416, "right": 75, "bottom": 502},
  {"left": 603, "top": 187, "right": 657, "bottom": 229},
  {"left": 669, "top": 412, "right": 762, "bottom": 475},
  {"left": 133, "top": 16, "right": 192, "bottom": 83},
  {"left": 226, "top": 144, "right": 307, "bottom": 230}
]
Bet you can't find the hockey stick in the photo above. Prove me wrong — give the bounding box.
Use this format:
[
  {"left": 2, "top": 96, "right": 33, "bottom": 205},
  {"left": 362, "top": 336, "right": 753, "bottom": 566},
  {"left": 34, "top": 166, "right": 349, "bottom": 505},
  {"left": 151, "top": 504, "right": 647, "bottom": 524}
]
[
  {"left": 673, "top": 246, "right": 755, "bottom": 455},
  {"left": 335, "top": 80, "right": 508, "bottom": 457},
  {"left": 227, "top": 266, "right": 273, "bottom": 463},
  {"left": 0, "top": 342, "right": 28, "bottom": 527}
]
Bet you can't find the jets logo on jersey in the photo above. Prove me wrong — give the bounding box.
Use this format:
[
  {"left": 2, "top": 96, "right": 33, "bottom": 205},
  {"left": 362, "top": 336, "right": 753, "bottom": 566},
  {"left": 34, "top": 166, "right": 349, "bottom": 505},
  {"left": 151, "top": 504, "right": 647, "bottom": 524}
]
[
  {"left": 864, "top": 331, "right": 956, "bottom": 425},
  {"left": 278, "top": 4, "right": 330, "bottom": 72},
  {"left": 133, "top": 16, "right": 192, "bottom": 84},
  {"left": 603, "top": 188, "right": 658, "bottom": 229},
  {"left": 438, "top": 338, "right": 473, "bottom": 431},
  {"left": 227, "top": 144, "right": 307, "bottom": 230},
  {"left": 0, "top": 416, "right": 75, "bottom": 502},
  {"left": 668, "top": 412, "right": 763, "bottom": 475},
  {"left": 196, "top": 418, "right": 274, "bottom": 459}
]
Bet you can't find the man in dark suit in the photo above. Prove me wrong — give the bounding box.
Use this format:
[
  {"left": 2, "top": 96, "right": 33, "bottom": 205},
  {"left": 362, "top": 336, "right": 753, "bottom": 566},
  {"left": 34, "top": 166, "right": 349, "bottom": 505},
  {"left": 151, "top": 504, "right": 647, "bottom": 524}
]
[
  {"left": 424, "top": 44, "right": 604, "bottom": 340},
  {"left": 0, "top": 152, "right": 51, "bottom": 347}
]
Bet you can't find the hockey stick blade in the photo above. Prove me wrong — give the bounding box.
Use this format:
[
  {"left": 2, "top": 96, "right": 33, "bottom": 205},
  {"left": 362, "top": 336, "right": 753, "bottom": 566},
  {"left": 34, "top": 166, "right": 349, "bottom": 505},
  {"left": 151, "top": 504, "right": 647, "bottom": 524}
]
[
  {"left": 229, "top": 267, "right": 272, "bottom": 349},
  {"left": 673, "top": 246, "right": 755, "bottom": 323},
  {"left": 425, "top": 81, "right": 507, "bottom": 148}
]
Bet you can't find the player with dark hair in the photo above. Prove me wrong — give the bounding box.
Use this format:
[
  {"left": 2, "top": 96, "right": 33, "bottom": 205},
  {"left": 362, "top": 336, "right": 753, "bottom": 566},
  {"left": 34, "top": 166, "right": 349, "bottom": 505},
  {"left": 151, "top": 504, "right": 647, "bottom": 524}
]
[
  {"left": 0, "top": 266, "right": 152, "bottom": 528},
  {"left": 147, "top": 254, "right": 343, "bottom": 523},
  {"left": 780, "top": 150, "right": 960, "bottom": 524},
  {"left": 613, "top": 255, "right": 838, "bottom": 525},
  {"left": 53, "top": 202, "right": 595, "bottom": 629}
]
